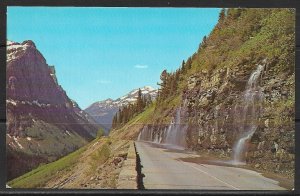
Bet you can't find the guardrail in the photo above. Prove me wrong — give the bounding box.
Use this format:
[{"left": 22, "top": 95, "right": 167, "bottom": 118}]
[{"left": 116, "top": 141, "right": 138, "bottom": 189}]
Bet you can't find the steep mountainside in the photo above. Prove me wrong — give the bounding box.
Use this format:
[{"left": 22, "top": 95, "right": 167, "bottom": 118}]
[
  {"left": 6, "top": 40, "right": 100, "bottom": 180},
  {"left": 85, "top": 86, "right": 157, "bottom": 131},
  {"left": 111, "top": 8, "right": 295, "bottom": 177}
]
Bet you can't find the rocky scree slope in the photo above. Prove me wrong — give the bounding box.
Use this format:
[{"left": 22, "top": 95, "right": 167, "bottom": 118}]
[
  {"left": 116, "top": 9, "right": 295, "bottom": 177},
  {"left": 6, "top": 40, "right": 100, "bottom": 180},
  {"left": 85, "top": 86, "right": 157, "bottom": 132}
]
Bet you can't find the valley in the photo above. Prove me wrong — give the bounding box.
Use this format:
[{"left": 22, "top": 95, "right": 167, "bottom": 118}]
[{"left": 6, "top": 8, "right": 295, "bottom": 190}]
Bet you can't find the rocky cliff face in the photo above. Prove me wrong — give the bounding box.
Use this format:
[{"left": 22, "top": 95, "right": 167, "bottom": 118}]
[
  {"left": 133, "top": 9, "right": 295, "bottom": 177},
  {"left": 183, "top": 59, "right": 294, "bottom": 176},
  {"left": 85, "top": 86, "right": 157, "bottom": 132},
  {"left": 6, "top": 40, "right": 100, "bottom": 180}
]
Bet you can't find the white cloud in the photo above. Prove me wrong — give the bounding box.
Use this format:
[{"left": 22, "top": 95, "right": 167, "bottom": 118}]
[
  {"left": 134, "top": 64, "right": 148, "bottom": 69},
  {"left": 97, "top": 80, "right": 111, "bottom": 84}
]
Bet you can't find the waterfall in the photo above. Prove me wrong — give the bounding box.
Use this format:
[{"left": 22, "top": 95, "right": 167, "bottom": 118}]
[
  {"left": 165, "top": 107, "right": 188, "bottom": 148},
  {"left": 137, "top": 100, "right": 188, "bottom": 149},
  {"left": 232, "top": 64, "right": 264, "bottom": 164},
  {"left": 137, "top": 126, "right": 150, "bottom": 141}
]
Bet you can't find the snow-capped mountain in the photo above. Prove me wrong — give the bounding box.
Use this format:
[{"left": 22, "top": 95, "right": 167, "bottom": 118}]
[
  {"left": 114, "top": 86, "right": 157, "bottom": 107},
  {"left": 85, "top": 86, "right": 158, "bottom": 131}
]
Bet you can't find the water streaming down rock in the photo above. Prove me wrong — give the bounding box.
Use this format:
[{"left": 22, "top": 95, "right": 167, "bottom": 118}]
[
  {"left": 164, "top": 107, "right": 188, "bottom": 148},
  {"left": 137, "top": 101, "right": 188, "bottom": 149},
  {"left": 232, "top": 64, "right": 265, "bottom": 164}
]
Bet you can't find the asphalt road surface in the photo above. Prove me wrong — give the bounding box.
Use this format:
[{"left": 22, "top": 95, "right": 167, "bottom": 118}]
[{"left": 135, "top": 141, "right": 286, "bottom": 190}]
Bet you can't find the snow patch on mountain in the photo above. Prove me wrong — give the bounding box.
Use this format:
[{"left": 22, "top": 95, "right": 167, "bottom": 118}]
[
  {"left": 85, "top": 86, "right": 158, "bottom": 131},
  {"left": 7, "top": 40, "right": 37, "bottom": 62}
]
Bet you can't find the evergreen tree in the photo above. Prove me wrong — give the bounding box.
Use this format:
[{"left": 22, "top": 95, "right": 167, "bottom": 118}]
[
  {"left": 219, "top": 8, "right": 226, "bottom": 22},
  {"left": 158, "top": 70, "right": 168, "bottom": 100},
  {"left": 186, "top": 57, "right": 192, "bottom": 70},
  {"left": 146, "top": 94, "right": 152, "bottom": 105},
  {"left": 137, "top": 88, "right": 143, "bottom": 112},
  {"left": 198, "top": 36, "right": 207, "bottom": 52},
  {"left": 170, "top": 74, "right": 177, "bottom": 95},
  {"left": 227, "top": 8, "right": 243, "bottom": 19},
  {"left": 112, "top": 88, "right": 154, "bottom": 129},
  {"left": 181, "top": 60, "right": 186, "bottom": 74}
]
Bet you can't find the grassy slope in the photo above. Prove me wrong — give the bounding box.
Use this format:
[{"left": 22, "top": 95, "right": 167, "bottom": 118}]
[
  {"left": 8, "top": 139, "right": 96, "bottom": 188},
  {"left": 8, "top": 135, "right": 129, "bottom": 189},
  {"left": 7, "top": 118, "right": 92, "bottom": 181}
]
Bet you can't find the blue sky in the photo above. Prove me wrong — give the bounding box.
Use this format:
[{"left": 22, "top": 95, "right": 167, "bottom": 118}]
[{"left": 7, "top": 7, "right": 220, "bottom": 109}]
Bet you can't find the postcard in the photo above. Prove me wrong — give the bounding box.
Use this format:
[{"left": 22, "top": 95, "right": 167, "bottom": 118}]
[{"left": 6, "top": 7, "right": 295, "bottom": 190}]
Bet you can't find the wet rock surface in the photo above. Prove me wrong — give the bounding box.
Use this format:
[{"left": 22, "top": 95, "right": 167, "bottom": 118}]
[
  {"left": 136, "top": 58, "right": 294, "bottom": 178},
  {"left": 183, "top": 60, "right": 294, "bottom": 177}
]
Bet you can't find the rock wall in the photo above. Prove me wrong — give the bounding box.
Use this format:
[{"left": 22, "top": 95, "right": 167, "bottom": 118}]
[
  {"left": 136, "top": 9, "right": 295, "bottom": 177},
  {"left": 183, "top": 59, "right": 294, "bottom": 176},
  {"left": 133, "top": 9, "right": 294, "bottom": 178}
]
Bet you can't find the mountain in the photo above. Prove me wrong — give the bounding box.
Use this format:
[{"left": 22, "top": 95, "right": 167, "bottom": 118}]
[
  {"left": 6, "top": 40, "right": 100, "bottom": 180},
  {"left": 85, "top": 86, "right": 157, "bottom": 132},
  {"left": 84, "top": 99, "right": 118, "bottom": 133},
  {"left": 6, "top": 8, "right": 294, "bottom": 189},
  {"left": 111, "top": 9, "right": 295, "bottom": 178}
]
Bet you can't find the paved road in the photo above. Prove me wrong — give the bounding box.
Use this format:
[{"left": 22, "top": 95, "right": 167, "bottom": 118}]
[{"left": 135, "top": 141, "right": 286, "bottom": 190}]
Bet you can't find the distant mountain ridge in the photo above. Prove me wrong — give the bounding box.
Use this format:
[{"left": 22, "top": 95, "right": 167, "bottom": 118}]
[{"left": 85, "top": 86, "right": 158, "bottom": 132}]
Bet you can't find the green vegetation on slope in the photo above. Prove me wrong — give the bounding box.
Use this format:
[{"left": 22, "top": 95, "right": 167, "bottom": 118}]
[
  {"left": 114, "top": 8, "right": 295, "bottom": 131},
  {"left": 189, "top": 8, "right": 294, "bottom": 74},
  {"left": 111, "top": 9, "right": 295, "bottom": 177},
  {"left": 88, "top": 141, "right": 111, "bottom": 173},
  {"left": 8, "top": 138, "right": 99, "bottom": 188},
  {"left": 112, "top": 88, "right": 153, "bottom": 129},
  {"left": 7, "top": 120, "right": 88, "bottom": 181}
]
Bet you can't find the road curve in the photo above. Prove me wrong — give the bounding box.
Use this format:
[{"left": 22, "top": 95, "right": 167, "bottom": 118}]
[{"left": 135, "top": 141, "right": 286, "bottom": 190}]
